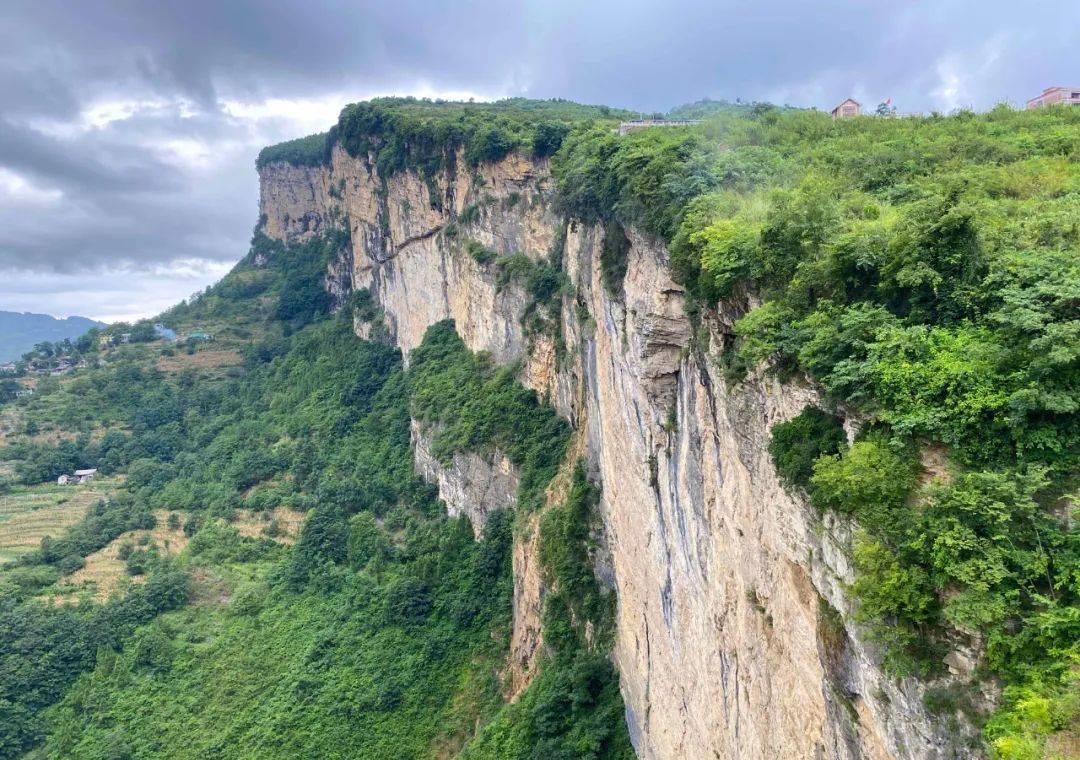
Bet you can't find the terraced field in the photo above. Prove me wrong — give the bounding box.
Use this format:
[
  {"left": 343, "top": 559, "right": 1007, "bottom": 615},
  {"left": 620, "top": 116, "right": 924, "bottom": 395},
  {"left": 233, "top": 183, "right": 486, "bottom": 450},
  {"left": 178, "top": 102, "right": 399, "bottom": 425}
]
[
  {"left": 0, "top": 479, "right": 117, "bottom": 564},
  {"left": 49, "top": 506, "right": 305, "bottom": 602},
  {"left": 156, "top": 347, "right": 243, "bottom": 376}
]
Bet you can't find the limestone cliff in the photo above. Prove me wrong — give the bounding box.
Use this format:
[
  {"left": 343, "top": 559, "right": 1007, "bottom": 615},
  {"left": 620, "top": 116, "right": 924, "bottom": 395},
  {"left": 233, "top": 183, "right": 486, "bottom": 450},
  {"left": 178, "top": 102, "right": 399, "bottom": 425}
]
[{"left": 258, "top": 146, "right": 980, "bottom": 760}]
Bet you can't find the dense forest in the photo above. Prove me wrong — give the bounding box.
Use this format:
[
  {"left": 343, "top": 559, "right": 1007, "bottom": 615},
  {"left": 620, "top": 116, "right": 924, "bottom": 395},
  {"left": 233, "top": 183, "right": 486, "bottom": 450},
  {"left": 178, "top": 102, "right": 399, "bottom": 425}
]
[{"left": 1, "top": 97, "right": 1077, "bottom": 759}]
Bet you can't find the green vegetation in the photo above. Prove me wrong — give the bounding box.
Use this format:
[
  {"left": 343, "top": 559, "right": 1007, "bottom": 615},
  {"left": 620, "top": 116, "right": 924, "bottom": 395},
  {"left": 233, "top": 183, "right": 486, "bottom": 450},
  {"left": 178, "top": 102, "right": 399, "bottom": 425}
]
[
  {"left": 12, "top": 301, "right": 516, "bottom": 756},
  {"left": 38, "top": 515, "right": 514, "bottom": 759},
  {"left": 256, "top": 97, "right": 630, "bottom": 180},
  {"left": 553, "top": 121, "right": 706, "bottom": 241},
  {"left": 494, "top": 251, "right": 570, "bottom": 347},
  {"left": 164, "top": 228, "right": 348, "bottom": 333},
  {"left": 666, "top": 99, "right": 767, "bottom": 120},
  {"left": 0, "top": 221, "right": 628, "bottom": 756},
  {"left": 0, "top": 482, "right": 115, "bottom": 564},
  {"left": 337, "top": 97, "right": 629, "bottom": 178},
  {"left": 0, "top": 569, "right": 189, "bottom": 755},
  {"left": 9, "top": 95, "right": 1079, "bottom": 758},
  {"left": 460, "top": 463, "right": 632, "bottom": 759},
  {"left": 0, "top": 237, "right": 336, "bottom": 488},
  {"left": 255, "top": 132, "right": 332, "bottom": 169},
  {"left": 599, "top": 221, "right": 632, "bottom": 298},
  {"left": 555, "top": 106, "right": 1080, "bottom": 753},
  {"left": 465, "top": 239, "right": 498, "bottom": 264},
  {"left": 537, "top": 463, "right": 618, "bottom": 654},
  {"left": 0, "top": 230, "right": 362, "bottom": 757},
  {"left": 768, "top": 406, "right": 846, "bottom": 490},
  {"left": 408, "top": 320, "right": 570, "bottom": 510},
  {"left": 24, "top": 495, "right": 157, "bottom": 575}
]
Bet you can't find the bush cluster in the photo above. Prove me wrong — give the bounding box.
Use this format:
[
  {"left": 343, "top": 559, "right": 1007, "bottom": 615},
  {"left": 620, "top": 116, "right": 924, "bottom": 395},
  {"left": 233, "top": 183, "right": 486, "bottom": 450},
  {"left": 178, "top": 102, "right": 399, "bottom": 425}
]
[
  {"left": 255, "top": 132, "right": 331, "bottom": 170},
  {"left": 334, "top": 97, "right": 629, "bottom": 178}
]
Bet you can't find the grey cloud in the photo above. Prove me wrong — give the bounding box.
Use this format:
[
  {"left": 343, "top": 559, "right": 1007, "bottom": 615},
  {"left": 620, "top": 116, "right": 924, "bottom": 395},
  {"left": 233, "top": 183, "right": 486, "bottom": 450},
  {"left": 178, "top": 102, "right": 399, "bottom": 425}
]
[
  {"left": 6, "top": 1, "right": 1077, "bottom": 109},
  {"left": 0, "top": 119, "right": 183, "bottom": 194},
  {"left": 0, "top": 0, "right": 1076, "bottom": 318}
]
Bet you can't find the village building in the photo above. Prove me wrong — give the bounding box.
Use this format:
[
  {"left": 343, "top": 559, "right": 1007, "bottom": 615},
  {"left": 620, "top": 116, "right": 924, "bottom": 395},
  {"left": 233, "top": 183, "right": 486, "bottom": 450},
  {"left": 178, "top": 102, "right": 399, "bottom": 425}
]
[
  {"left": 1026, "top": 87, "right": 1080, "bottom": 109},
  {"left": 98, "top": 334, "right": 115, "bottom": 348},
  {"left": 58, "top": 467, "right": 99, "bottom": 485},
  {"left": 15, "top": 388, "right": 34, "bottom": 398},
  {"left": 831, "top": 98, "right": 861, "bottom": 119}
]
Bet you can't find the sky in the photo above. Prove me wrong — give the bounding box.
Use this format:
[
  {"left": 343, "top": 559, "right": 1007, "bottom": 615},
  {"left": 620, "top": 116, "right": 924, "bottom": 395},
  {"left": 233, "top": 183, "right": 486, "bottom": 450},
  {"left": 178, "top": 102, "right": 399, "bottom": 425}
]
[{"left": 1, "top": 1, "right": 1076, "bottom": 322}]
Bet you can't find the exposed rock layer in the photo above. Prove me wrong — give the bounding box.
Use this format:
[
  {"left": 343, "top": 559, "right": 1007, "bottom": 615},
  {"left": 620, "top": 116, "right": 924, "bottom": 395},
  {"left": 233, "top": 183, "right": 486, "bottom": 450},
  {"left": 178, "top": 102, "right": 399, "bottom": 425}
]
[
  {"left": 410, "top": 420, "right": 519, "bottom": 538},
  {"left": 259, "top": 148, "right": 978, "bottom": 760}
]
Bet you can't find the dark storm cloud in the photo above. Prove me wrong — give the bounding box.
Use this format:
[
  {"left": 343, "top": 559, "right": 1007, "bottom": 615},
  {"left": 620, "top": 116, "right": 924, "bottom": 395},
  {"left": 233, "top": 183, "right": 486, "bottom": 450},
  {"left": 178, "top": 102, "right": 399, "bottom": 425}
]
[{"left": 0, "top": 0, "right": 1076, "bottom": 317}]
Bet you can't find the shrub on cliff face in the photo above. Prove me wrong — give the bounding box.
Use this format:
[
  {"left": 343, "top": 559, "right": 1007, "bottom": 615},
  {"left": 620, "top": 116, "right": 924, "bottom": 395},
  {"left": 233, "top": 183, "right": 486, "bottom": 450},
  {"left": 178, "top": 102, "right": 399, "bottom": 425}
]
[
  {"left": 809, "top": 436, "right": 918, "bottom": 522},
  {"left": 466, "top": 239, "right": 497, "bottom": 264},
  {"left": 767, "top": 405, "right": 846, "bottom": 491},
  {"left": 460, "top": 463, "right": 633, "bottom": 760},
  {"left": 599, "top": 220, "right": 631, "bottom": 297},
  {"left": 273, "top": 231, "right": 348, "bottom": 327},
  {"left": 850, "top": 536, "right": 940, "bottom": 675},
  {"left": 407, "top": 320, "right": 570, "bottom": 510}
]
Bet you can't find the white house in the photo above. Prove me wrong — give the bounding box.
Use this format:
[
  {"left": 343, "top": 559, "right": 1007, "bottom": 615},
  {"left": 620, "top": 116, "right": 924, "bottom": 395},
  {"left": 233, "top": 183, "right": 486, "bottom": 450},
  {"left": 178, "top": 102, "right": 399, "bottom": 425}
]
[{"left": 74, "top": 468, "right": 98, "bottom": 483}]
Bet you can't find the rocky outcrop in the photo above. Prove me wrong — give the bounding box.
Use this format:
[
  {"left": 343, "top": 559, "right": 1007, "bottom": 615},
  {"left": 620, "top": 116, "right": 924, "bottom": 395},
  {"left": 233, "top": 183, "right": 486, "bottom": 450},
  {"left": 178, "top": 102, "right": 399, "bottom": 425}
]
[
  {"left": 410, "top": 420, "right": 519, "bottom": 538},
  {"left": 258, "top": 161, "right": 335, "bottom": 242},
  {"left": 259, "top": 148, "right": 980, "bottom": 760},
  {"left": 507, "top": 507, "right": 545, "bottom": 698}
]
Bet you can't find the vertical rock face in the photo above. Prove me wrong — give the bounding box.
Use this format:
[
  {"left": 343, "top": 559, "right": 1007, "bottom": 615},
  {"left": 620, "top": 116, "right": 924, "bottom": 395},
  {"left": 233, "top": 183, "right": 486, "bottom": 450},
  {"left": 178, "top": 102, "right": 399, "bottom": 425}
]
[
  {"left": 258, "top": 150, "right": 979, "bottom": 760},
  {"left": 507, "top": 506, "right": 545, "bottom": 698},
  {"left": 258, "top": 162, "right": 334, "bottom": 242}
]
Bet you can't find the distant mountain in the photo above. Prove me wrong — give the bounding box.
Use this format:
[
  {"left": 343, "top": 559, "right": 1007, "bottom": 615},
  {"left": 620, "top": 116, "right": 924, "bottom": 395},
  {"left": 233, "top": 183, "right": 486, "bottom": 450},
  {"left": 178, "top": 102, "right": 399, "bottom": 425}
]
[{"left": 0, "top": 311, "right": 106, "bottom": 362}]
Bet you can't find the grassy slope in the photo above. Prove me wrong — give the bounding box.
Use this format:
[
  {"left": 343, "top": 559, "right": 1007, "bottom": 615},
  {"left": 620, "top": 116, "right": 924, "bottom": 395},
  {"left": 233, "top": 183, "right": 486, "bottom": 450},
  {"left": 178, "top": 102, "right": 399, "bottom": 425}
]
[{"left": 39, "top": 540, "right": 510, "bottom": 760}]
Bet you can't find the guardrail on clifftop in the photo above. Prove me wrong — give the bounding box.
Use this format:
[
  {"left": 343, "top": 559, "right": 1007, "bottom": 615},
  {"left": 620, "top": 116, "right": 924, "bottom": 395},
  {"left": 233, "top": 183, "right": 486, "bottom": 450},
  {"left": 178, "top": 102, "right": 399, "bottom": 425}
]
[{"left": 617, "top": 119, "right": 701, "bottom": 135}]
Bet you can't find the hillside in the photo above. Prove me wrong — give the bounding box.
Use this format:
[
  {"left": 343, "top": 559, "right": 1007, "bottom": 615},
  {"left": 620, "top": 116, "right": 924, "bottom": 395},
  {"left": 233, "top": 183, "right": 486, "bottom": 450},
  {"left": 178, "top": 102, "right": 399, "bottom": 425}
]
[
  {"left": 0, "top": 98, "right": 1077, "bottom": 760},
  {"left": 0, "top": 312, "right": 105, "bottom": 363}
]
